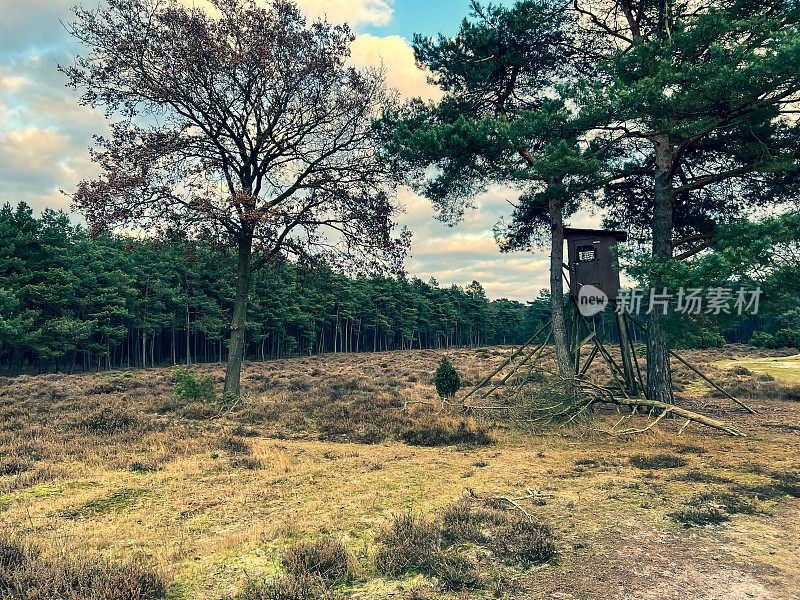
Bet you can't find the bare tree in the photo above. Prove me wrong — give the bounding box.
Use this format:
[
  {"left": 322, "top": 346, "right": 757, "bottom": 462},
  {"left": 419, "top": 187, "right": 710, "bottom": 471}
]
[{"left": 63, "top": 0, "right": 409, "bottom": 395}]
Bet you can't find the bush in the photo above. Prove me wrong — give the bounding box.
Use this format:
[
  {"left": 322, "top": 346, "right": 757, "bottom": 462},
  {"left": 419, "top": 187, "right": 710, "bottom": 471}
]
[
  {"left": 672, "top": 328, "right": 726, "bottom": 349},
  {"left": 433, "top": 357, "right": 460, "bottom": 399},
  {"left": 374, "top": 512, "right": 441, "bottom": 577},
  {"left": 227, "top": 574, "right": 320, "bottom": 600},
  {"left": 281, "top": 537, "right": 357, "bottom": 585},
  {"left": 172, "top": 366, "right": 216, "bottom": 404},
  {"left": 374, "top": 499, "right": 555, "bottom": 589},
  {"left": 629, "top": 454, "right": 688, "bottom": 470},
  {"left": 749, "top": 331, "right": 776, "bottom": 348},
  {"left": 773, "top": 329, "right": 800, "bottom": 349},
  {"left": 0, "top": 533, "right": 165, "bottom": 599},
  {"left": 397, "top": 416, "right": 493, "bottom": 447},
  {"left": 750, "top": 329, "right": 800, "bottom": 349}
]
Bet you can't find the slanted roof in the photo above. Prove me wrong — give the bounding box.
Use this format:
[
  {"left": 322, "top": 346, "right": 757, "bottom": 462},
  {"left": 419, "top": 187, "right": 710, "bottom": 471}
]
[{"left": 563, "top": 228, "right": 628, "bottom": 242}]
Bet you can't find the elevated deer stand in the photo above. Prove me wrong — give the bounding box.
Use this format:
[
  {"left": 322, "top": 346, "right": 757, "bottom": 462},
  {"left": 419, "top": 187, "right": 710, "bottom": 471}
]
[
  {"left": 458, "top": 228, "right": 754, "bottom": 436},
  {"left": 564, "top": 228, "right": 641, "bottom": 397}
]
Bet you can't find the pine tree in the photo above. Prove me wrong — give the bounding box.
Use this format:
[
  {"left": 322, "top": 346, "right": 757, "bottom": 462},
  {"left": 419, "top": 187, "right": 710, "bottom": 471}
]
[
  {"left": 382, "top": 0, "right": 604, "bottom": 386},
  {"left": 434, "top": 356, "right": 461, "bottom": 399}
]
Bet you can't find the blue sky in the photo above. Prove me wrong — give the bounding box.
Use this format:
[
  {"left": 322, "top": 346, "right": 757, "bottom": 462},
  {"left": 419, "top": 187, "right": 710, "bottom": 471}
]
[
  {"left": 0, "top": 0, "right": 595, "bottom": 301},
  {"left": 361, "top": 0, "right": 477, "bottom": 37}
]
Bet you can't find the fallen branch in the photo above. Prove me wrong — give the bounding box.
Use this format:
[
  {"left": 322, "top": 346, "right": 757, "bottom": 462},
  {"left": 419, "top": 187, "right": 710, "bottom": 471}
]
[
  {"left": 490, "top": 488, "right": 542, "bottom": 522},
  {"left": 604, "top": 396, "right": 745, "bottom": 437}
]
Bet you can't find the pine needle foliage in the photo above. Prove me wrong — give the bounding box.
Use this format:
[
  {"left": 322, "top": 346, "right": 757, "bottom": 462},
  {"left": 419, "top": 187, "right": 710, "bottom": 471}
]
[{"left": 434, "top": 357, "right": 461, "bottom": 399}]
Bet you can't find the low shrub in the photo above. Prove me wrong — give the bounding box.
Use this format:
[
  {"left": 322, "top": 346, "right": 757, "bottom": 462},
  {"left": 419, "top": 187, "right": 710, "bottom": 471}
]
[
  {"left": 670, "top": 506, "right": 730, "bottom": 527},
  {"left": 397, "top": 416, "right": 493, "bottom": 447},
  {"left": 629, "top": 454, "right": 688, "bottom": 470},
  {"left": 0, "top": 533, "right": 165, "bottom": 599},
  {"left": 440, "top": 500, "right": 492, "bottom": 545},
  {"left": 490, "top": 515, "right": 556, "bottom": 564},
  {"left": 732, "top": 480, "right": 800, "bottom": 499},
  {"left": 687, "top": 491, "right": 759, "bottom": 515},
  {"left": 0, "top": 458, "right": 30, "bottom": 476},
  {"left": 180, "top": 402, "right": 218, "bottom": 419},
  {"left": 219, "top": 435, "right": 252, "bottom": 455},
  {"left": 374, "top": 498, "right": 555, "bottom": 589},
  {"left": 172, "top": 366, "right": 216, "bottom": 404},
  {"left": 671, "top": 444, "right": 706, "bottom": 455},
  {"left": 281, "top": 537, "right": 357, "bottom": 585},
  {"left": 0, "top": 464, "right": 65, "bottom": 494},
  {"left": 374, "top": 512, "right": 441, "bottom": 577},
  {"left": 129, "top": 462, "right": 158, "bottom": 474},
  {"left": 780, "top": 385, "right": 800, "bottom": 402},
  {"left": 427, "top": 553, "right": 481, "bottom": 591},
  {"left": 73, "top": 408, "right": 142, "bottom": 434},
  {"left": 730, "top": 366, "right": 752, "bottom": 376},
  {"left": 225, "top": 574, "right": 320, "bottom": 600}
]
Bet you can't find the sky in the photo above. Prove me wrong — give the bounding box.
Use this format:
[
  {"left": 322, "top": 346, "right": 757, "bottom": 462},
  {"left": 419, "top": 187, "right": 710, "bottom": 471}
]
[{"left": 0, "top": 0, "right": 600, "bottom": 302}]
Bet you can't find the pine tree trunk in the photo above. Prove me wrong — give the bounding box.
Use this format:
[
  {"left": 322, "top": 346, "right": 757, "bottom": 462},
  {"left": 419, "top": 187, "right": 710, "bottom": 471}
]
[
  {"left": 548, "top": 184, "right": 575, "bottom": 390},
  {"left": 224, "top": 235, "right": 253, "bottom": 398},
  {"left": 647, "top": 135, "right": 675, "bottom": 404}
]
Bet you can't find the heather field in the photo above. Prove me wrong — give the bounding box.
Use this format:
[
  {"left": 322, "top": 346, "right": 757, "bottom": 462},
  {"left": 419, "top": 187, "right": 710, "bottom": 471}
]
[{"left": 1, "top": 345, "right": 799, "bottom": 600}]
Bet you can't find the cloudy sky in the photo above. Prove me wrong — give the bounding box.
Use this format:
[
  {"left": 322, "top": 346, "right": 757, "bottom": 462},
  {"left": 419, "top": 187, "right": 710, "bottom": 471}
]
[{"left": 0, "top": 0, "right": 601, "bottom": 301}]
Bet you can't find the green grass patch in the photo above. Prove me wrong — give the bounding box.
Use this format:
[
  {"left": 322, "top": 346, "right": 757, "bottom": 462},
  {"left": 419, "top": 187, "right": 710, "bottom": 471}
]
[{"left": 61, "top": 487, "right": 149, "bottom": 518}]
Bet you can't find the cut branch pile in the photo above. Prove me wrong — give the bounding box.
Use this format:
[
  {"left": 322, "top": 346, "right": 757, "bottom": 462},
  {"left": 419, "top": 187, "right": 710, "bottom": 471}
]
[{"left": 444, "top": 324, "right": 749, "bottom": 437}]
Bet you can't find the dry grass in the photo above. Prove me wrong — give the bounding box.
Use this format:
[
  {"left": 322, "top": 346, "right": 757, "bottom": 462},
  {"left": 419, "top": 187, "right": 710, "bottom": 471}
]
[
  {"left": 0, "top": 531, "right": 165, "bottom": 599},
  {"left": 0, "top": 346, "right": 799, "bottom": 599}
]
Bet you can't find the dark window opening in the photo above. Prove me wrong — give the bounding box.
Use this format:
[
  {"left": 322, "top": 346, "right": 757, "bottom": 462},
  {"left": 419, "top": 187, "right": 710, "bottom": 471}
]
[{"left": 577, "top": 244, "right": 597, "bottom": 262}]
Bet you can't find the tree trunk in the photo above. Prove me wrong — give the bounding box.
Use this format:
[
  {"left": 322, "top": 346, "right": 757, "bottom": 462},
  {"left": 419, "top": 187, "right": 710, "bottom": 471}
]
[
  {"left": 647, "top": 135, "right": 675, "bottom": 404},
  {"left": 547, "top": 184, "right": 575, "bottom": 390},
  {"left": 185, "top": 303, "right": 191, "bottom": 366},
  {"left": 224, "top": 234, "right": 253, "bottom": 398}
]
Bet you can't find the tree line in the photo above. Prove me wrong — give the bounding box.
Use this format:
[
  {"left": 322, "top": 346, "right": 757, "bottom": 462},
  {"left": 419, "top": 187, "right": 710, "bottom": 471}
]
[{"left": 0, "top": 202, "right": 550, "bottom": 374}]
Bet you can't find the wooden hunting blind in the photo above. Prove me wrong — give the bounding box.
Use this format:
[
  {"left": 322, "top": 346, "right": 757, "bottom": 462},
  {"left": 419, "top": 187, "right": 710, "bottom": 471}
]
[
  {"left": 458, "top": 228, "right": 754, "bottom": 430},
  {"left": 564, "top": 228, "right": 627, "bottom": 300}
]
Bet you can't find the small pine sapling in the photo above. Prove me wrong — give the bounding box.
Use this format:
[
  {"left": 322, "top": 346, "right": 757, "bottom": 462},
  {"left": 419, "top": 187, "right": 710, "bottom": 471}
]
[{"left": 434, "top": 357, "right": 461, "bottom": 401}]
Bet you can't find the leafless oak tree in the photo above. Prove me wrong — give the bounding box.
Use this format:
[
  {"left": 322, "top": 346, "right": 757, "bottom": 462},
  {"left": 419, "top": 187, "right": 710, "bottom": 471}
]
[{"left": 63, "top": 0, "right": 409, "bottom": 395}]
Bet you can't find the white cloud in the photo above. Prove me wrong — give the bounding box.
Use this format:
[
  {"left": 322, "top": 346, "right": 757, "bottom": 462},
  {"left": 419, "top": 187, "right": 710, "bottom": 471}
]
[
  {"left": 295, "top": 0, "right": 393, "bottom": 26},
  {"left": 0, "top": 127, "right": 68, "bottom": 175},
  {"left": 178, "top": 0, "right": 393, "bottom": 27},
  {"left": 396, "top": 184, "right": 556, "bottom": 301},
  {"left": 350, "top": 34, "right": 442, "bottom": 100},
  {"left": 0, "top": 73, "right": 30, "bottom": 93},
  {"left": 415, "top": 234, "right": 500, "bottom": 255}
]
